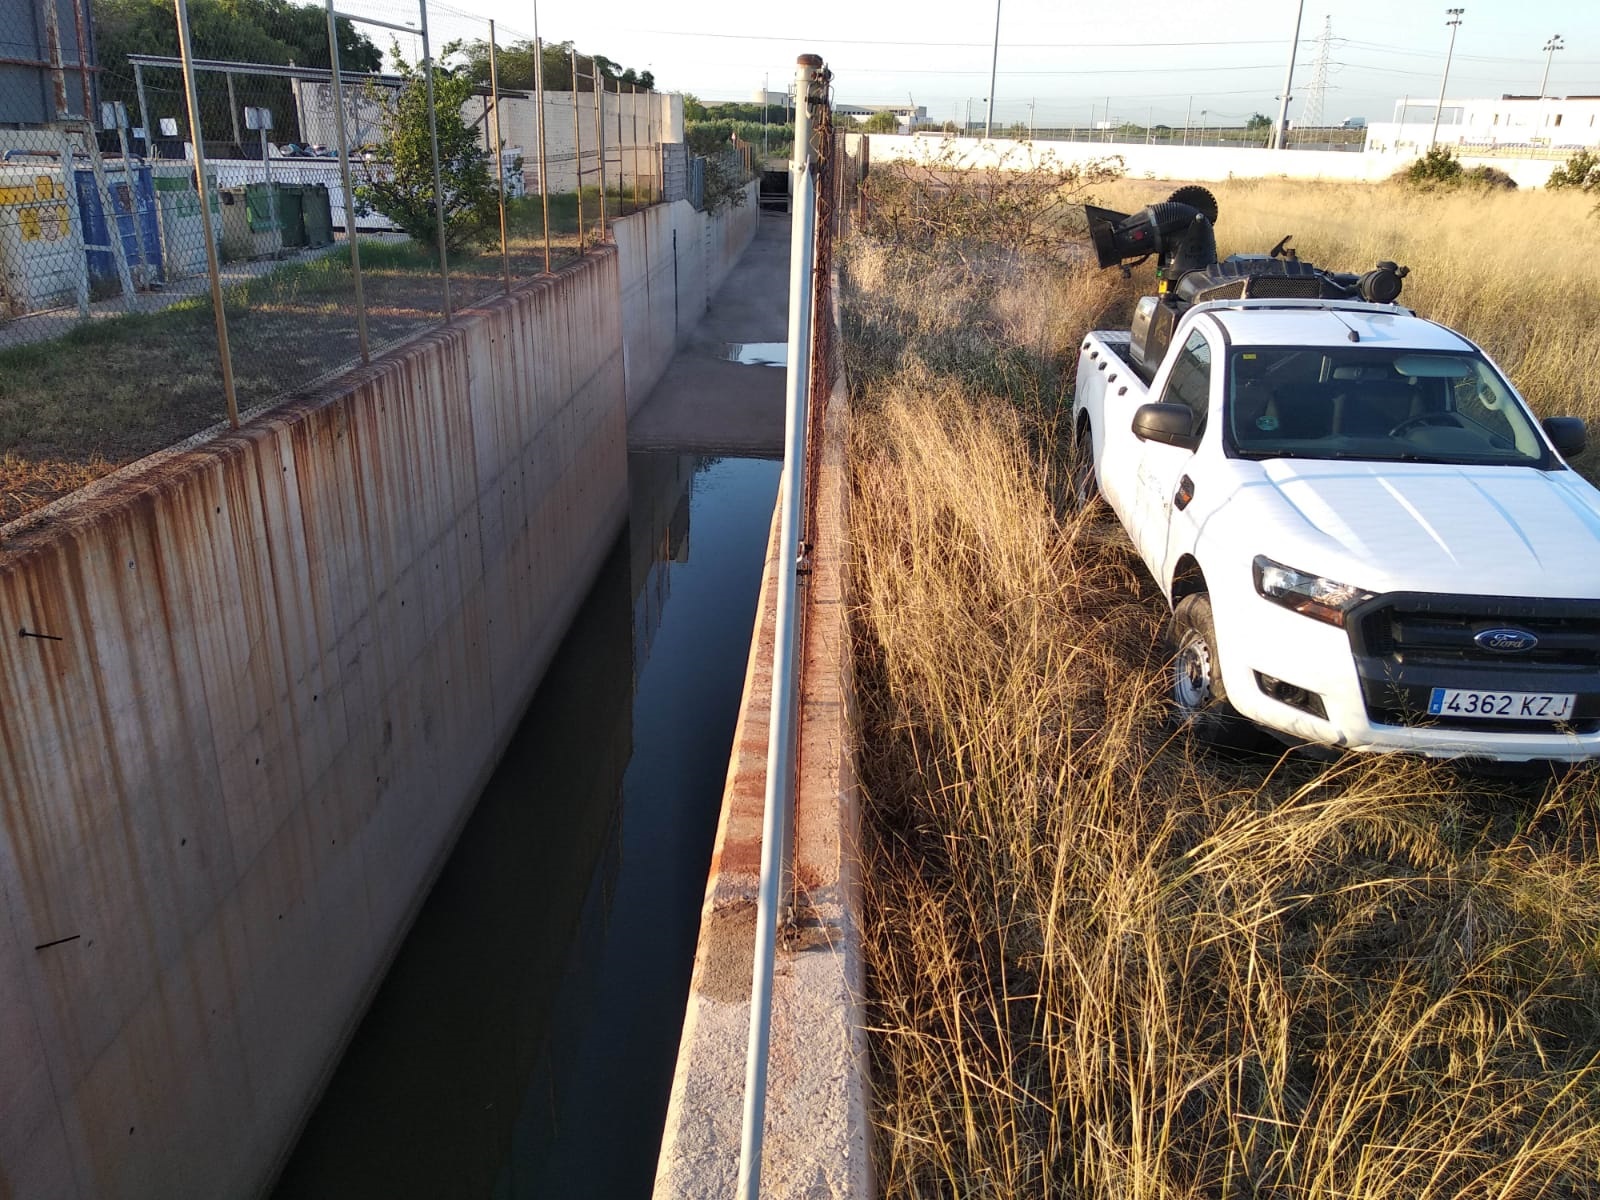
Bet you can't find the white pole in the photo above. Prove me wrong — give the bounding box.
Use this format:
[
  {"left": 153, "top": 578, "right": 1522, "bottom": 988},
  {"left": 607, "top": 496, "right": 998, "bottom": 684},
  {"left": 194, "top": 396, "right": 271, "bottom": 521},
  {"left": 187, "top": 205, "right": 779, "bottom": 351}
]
[
  {"left": 1431, "top": 9, "right": 1464, "bottom": 147},
  {"left": 1184, "top": 95, "right": 1192, "bottom": 144},
  {"left": 419, "top": 0, "right": 451, "bottom": 319},
  {"left": 736, "top": 51, "right": 820, "bottom": 1200},
  {"left": 326, "top": 0, "right": 370, "bottom": 362},
  {"left": 983, "top": 0, "right": 1001, "bottom": 138},
  {"left": 1539, "top": 34, "right": 1563, "bottom": 99},
  {"left": 1273, "top": 0, "right": 1305, "bottom": 149}
]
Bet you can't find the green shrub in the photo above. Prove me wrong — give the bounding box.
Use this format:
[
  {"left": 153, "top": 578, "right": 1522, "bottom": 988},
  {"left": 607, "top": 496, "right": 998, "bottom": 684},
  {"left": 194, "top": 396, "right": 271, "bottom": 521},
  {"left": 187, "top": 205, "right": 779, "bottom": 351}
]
[
  {"left": 1548, "top": 149, "right": 1600, "bottom": 192},
  {"left": 1398, "top": 144, "right": 1464, "bottom": 189}
]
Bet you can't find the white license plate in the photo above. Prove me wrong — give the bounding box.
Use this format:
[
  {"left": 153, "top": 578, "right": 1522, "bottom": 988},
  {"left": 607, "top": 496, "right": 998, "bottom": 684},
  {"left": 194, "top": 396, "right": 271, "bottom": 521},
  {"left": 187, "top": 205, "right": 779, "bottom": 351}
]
[{"left": 1427, "top": 688, "right": 1576, "bottom": 721}]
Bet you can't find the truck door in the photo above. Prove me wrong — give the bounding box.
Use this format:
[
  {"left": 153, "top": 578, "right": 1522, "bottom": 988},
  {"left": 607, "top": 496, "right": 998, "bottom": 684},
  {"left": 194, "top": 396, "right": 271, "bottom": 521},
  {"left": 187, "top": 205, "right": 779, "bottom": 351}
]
[{"left": 1132, "top": 329, "right": 1213, "bottom": 580}]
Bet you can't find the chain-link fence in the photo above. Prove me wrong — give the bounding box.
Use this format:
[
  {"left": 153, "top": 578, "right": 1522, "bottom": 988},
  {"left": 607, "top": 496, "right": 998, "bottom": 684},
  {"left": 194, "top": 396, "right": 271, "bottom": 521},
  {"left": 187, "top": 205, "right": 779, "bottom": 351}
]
[{"left": 0, "top": 0, "right": 702, "bottom": 521}]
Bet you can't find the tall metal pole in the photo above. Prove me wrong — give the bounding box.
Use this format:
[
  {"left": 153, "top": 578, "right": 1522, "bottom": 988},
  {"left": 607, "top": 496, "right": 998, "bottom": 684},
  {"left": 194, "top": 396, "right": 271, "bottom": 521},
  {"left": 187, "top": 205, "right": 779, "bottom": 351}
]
[
  {"left": 762, "top": 71, "right": 769, "bottom": 156},
  {"left": 1431, "top": 9, "right": 1464, "bottom": 148},
  {"left": 1184, "top": 95, "right": 1192, "bottom": 144},
  {"left": 419, "top": 0, "right": 451, "bottom": 320},
  {"left": 326, "top": 0, "right": 369, "bottom": 362},
  {"left": 1539, "top": 34, "right": 1563, "bottom": 99},
  {"left": 175, "top": 0, "right": 239, "bottom": 427},
  {"left": 983, "top": 0, "right": 1001, "bottom": 138},
  {"left": 593, "top": 63, "right": 606, "bottom": 240},
  {"left": 534, "top": 34, "right": 551, "bottom": 273},
  {"left": 1272, "top": 0, "right": 1305, "bottom": 149},
  {"left": 615, "top": 75, "right": 624, "bottom": 211},
  {"left": 571, "top": 48, "right": 584, "bottom": 253},
  {"left": 488, "top": 20, "right": 509, "bottom": 292},
  {"left": 736, "top": 53, "right": 820, "bottom": 1200}
]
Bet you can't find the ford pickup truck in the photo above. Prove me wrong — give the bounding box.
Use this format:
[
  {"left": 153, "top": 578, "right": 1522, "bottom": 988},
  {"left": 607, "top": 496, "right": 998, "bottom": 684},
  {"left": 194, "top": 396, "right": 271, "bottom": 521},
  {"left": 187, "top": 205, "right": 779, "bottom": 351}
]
[{"left": 1071, "top": 188, "right": 1600, "bottom": 761}]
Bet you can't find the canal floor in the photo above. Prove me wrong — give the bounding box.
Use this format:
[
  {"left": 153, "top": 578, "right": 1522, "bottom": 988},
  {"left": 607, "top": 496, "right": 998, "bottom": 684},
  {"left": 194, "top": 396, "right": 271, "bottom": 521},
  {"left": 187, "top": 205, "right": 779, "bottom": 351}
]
[{"left": 271, "top": 451, "right": 781, "bottom": 1199}]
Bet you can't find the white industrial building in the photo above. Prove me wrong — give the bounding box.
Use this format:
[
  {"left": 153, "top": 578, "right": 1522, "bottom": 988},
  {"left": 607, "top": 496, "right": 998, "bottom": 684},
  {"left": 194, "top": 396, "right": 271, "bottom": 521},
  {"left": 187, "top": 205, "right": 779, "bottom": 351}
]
[{"left": 1365, "top": 94, "right": 1600, "bottom": 156}]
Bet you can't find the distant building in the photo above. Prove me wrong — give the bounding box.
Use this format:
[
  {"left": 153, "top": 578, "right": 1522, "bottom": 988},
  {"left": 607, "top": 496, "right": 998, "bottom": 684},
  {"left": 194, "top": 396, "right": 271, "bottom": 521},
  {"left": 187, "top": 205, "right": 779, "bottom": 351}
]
[
  {"left": 1366, "top": 94, "right": 1600, "bottom": 156},
  {"left": 833, "top": 102, "right": 927, "bottom": 132}
]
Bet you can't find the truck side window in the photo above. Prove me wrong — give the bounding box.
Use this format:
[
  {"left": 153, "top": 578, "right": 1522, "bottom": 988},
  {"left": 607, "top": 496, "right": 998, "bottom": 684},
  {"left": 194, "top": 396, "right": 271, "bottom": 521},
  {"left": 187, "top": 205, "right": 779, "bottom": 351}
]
[{"left": 1163, "top": 332, "right": 1213, "bottom": 435}]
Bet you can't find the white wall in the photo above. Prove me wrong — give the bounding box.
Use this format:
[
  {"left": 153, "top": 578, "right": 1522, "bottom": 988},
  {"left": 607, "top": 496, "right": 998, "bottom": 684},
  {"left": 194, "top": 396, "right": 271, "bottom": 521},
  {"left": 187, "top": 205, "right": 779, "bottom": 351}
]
[{"left": 866, "top": 133, "right": 1563, "bottom": 188}]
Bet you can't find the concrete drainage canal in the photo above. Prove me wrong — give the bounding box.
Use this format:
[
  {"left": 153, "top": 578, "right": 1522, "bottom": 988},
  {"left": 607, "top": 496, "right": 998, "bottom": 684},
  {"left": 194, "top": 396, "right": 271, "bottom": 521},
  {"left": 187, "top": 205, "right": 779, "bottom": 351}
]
[{"left": 270, "top": 452, "right": 781, "bottom": 1199}]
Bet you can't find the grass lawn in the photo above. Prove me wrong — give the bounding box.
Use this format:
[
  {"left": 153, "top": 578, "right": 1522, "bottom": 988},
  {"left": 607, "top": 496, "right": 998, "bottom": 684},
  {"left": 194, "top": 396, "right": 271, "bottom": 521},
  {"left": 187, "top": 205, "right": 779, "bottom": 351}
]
[{"left": 0, "top": 188, "right": 639, "bottom": 524}]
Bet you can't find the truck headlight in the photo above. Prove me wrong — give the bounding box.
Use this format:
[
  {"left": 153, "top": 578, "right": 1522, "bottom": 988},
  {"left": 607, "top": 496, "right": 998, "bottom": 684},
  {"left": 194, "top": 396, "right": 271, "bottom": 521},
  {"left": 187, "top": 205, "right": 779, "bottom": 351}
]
[{"left": 1253, "top": 555, "right": 1374, "bottom": 627}]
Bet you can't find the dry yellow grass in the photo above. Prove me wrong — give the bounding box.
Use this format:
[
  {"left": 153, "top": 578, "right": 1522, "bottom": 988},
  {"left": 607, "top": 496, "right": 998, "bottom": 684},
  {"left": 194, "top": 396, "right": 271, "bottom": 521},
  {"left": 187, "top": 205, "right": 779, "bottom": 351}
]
[{"left": 844, "top": 180, "right": 1600, "bottom": 1199}]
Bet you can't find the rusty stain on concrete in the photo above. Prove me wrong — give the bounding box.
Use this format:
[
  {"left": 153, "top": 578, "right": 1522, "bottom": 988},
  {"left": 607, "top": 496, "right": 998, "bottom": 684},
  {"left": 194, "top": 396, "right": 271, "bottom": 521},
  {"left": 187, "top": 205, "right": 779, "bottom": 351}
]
[{"left": 0, "top": 244, "right": 637, "bottom": 1199}]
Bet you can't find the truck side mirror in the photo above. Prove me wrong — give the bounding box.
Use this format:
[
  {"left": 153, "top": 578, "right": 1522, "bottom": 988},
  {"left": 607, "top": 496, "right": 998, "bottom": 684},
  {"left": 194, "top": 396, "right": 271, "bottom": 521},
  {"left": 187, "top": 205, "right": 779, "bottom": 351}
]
[
  {"left": 1543, "top": 416, "right": 1587, "bottom": 458},
  {"left": 1132, "top": 403, "right": 1199, "bottom": 450}
]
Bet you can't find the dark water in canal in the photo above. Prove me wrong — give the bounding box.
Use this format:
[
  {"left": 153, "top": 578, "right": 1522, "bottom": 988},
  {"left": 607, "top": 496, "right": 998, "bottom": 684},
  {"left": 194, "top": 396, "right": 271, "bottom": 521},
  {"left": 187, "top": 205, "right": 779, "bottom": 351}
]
[{"left": 272, "top": 453, "right": 780, "bottom": 1200}]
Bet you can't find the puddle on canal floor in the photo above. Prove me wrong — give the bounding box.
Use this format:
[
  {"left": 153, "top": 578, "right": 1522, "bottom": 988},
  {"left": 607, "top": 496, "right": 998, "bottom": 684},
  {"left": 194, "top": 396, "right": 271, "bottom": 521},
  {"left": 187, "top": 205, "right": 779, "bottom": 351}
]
[
  {"left": 271, "top": 452, "right": 781, "bottom": 1200},
  {"left": 722, "top": 341, "right": 787, "bottom": 366}
]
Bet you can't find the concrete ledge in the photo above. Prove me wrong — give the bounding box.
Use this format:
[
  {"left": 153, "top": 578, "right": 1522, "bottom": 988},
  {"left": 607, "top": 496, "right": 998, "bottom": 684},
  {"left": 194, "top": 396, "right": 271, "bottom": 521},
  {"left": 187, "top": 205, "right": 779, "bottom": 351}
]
[{"left": 652, "top": 344, "right": 867, "bottom": 1196}]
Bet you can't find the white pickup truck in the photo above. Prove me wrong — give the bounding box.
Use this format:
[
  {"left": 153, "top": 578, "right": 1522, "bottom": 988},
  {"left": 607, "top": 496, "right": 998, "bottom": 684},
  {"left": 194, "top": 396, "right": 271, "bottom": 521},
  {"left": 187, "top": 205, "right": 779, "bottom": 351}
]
[{"left": 1072, "top": 190, "right": 1600, "bottom": 762}]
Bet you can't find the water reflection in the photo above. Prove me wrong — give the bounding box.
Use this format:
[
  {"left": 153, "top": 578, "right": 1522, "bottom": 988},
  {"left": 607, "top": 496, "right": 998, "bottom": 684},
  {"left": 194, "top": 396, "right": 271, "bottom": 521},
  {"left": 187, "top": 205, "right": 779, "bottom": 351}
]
[{"left": 272, "top": 453, "right": 781, "bottom": 1200}]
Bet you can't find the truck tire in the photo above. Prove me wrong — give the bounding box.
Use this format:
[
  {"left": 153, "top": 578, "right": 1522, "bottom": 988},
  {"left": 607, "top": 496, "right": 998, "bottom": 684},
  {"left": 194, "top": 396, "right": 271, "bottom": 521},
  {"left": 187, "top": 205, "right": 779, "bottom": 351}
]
[
  {"left": 1070, "top": 420, "right": 1100, "bottom": 509},
  {"left": 1167, "top": 593, "right": 1262, "bottom": 750}
]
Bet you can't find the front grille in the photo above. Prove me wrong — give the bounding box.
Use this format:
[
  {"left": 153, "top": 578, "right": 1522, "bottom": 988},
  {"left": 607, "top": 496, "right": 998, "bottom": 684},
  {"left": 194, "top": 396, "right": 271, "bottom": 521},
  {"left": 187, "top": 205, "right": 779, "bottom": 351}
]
[
  {"left": 1350, "top": 593, "right": 1600, "bottom": 734},
  {"left": 1358, "top": 600, "right": 1600, "bottom": 669}
]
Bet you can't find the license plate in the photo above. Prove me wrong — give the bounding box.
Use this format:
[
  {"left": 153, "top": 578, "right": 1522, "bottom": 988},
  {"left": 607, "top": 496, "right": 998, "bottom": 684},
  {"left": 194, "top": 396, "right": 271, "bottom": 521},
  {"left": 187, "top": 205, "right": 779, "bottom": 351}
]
[{"left": 1427, "top": 688, "right": 1576, "bottom": 721}]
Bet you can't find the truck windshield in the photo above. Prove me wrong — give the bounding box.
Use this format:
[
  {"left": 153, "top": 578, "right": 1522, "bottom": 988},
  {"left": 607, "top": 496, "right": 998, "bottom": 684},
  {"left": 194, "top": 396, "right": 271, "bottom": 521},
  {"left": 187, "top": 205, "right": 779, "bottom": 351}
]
[{"left": 1226, "top": 347, "right": 1551, "bottom": 468}]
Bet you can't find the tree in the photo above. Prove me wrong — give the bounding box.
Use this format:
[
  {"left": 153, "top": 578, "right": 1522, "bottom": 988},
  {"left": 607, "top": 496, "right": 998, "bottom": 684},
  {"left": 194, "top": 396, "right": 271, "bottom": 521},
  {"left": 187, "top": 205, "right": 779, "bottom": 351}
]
[
  {"left": 446, "top": 37, "right": 652, "bottom": 93},
  {"left": 93, "top": 0, "right": 381, "bottom": 145},
  {"left": 1245, "top": 112, "right": 1272, "bottom": 131},
  {"left": 356, "top": 50, "right": 496, "bottom": 257},
  {"left": 862, "top": 111, "right": 900, "bottom": 134},
  {"left": 682, "top": 93, "right": 708, "bottom": 121}
]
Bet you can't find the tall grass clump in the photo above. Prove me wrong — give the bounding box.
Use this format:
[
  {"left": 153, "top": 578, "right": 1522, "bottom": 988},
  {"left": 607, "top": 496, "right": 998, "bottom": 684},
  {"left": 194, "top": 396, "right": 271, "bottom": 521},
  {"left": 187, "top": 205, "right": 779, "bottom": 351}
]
[{"left": 846, "top": 170, "right": 1600, "bottom": 1199}]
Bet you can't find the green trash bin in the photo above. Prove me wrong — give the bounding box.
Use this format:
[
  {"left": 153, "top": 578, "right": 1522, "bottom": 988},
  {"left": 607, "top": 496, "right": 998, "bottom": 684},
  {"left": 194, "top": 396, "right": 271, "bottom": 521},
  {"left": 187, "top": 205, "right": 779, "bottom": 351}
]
[
  {"left": 274, "top": 184, "right": 307, "bottom": 248},
  {"left": 301, "top": 184, "right": 333, "bottom": 247}
]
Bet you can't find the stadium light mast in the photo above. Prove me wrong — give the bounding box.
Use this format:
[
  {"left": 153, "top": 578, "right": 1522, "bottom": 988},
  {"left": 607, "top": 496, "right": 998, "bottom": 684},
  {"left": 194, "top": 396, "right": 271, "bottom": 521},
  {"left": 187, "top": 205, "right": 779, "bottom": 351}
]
[
  {"left": 984, "top": 0, "right": 1002, "bottom": 138},
  {"left": 1271, "top": 0, "right": 1305, "bottom": 149},
  {"left": 1430, "top": 9, "right": 1464, "bottom": 148},
  {"left": 1539, "top": 33, "right": 1564, "bottom": 99}
]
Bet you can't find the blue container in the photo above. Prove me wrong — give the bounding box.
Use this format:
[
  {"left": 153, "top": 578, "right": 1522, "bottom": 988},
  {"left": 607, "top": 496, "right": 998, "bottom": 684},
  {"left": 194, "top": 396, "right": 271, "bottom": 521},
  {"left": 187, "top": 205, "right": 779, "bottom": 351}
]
[{"left": 74, "top": 163, "right": 163, "bottom": 287}]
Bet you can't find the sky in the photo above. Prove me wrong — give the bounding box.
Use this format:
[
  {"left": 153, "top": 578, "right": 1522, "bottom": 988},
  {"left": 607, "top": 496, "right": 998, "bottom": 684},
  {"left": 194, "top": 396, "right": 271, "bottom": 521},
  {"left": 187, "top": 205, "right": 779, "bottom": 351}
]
[{"left": 409, "top": 0, "right": 1600, "bottom": 129}]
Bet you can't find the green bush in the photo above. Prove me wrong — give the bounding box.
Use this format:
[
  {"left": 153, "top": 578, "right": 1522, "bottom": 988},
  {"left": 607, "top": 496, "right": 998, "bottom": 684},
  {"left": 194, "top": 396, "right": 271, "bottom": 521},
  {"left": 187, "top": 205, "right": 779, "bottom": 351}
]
[
  {"left": 1548, "top": 149, "right": 1600, "bottom": 192},
  {"left": 1397, "top": 145, "right": 1516, "bottom": 192},
  {"left": 1398, "top": 144, "right": 1464, "bottom": 189}
]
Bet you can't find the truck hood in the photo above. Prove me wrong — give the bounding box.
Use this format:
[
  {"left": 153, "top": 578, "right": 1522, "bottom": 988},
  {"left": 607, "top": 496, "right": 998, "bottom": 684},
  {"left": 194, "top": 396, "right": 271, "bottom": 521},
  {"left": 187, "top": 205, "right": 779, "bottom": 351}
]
[{"left": 1253, "top": 459, "right": 1600, "bottom": 597}]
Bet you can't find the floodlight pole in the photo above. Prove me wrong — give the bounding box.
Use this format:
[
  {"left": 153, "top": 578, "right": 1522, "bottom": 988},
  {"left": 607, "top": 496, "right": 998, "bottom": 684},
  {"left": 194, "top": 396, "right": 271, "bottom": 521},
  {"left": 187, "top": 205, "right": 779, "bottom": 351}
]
[
  {"left": 1272, "top": 0, "right": 1305, "bottom": 149},
  {"left": 983, "top": 0, "right": 1001, "bottom": 138},
  {"left": 1430, "top": 10, "right": 1464, "bottom": 148},
  {"left": 1539, "top": 34, "right": 1563, "bottom": 99}
]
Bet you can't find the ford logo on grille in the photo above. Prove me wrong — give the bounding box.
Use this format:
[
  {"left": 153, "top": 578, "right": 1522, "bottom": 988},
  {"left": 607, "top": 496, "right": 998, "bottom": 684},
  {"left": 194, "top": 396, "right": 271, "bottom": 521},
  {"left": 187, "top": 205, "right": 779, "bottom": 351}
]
[{"left": 1475, "top": 627, "right": 1540, "bottom": 653}]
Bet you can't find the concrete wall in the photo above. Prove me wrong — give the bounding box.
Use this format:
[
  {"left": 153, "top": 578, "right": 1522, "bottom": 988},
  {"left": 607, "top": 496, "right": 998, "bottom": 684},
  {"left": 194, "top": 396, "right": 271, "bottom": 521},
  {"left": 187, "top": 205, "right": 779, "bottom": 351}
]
[
  {"left": 867, "top": 132, "right": 1563, "bottom": 188},
  {"left": 0, "top": 251, "right": 629, "bottom": 1199},
  {"left": 611, "top": 181, "right": 761, "bottom": 415}
]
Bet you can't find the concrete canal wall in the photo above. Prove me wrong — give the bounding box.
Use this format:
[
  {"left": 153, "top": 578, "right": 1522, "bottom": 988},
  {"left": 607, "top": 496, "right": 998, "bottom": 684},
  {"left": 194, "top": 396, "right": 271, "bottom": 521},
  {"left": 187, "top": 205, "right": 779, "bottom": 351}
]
[
  {"left": 0, "top": 189, "right": 760, "bottom": 1199},
  {"left": 613, "top": 182, "right": 761, "bottom": 416}
]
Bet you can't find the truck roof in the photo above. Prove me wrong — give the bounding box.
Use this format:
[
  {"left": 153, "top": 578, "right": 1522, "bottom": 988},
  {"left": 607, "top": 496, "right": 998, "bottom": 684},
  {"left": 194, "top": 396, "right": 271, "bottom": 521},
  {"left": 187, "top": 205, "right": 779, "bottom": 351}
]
[{"left": 1204, "top": 306, "right": 1472, "bottom": 353}]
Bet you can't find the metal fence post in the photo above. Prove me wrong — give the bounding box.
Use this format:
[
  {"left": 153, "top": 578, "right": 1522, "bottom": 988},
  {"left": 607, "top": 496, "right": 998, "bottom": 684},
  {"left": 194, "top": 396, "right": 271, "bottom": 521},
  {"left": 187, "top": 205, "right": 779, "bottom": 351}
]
[
  {"left": 615, "top": 76, "right": 624, "bottom": 214},
  {"left": 735, "top": 50, "right": 823, "bottom": 1200},
  {"left": 571, "top": 48, "right": 584, "bottom": 254},
  {"left": 534, "top": 35, "right": 551, "bottom": 273},
  {"left": 630, "top": 84, "right": 640, "bottom": 211},
  {"left": 325, "top": 0, "right": 370, "bottom": 363},
  {"left": 174, "top": 0, "right": 240, "bottom": 427},
  {"left": 593, "top": 68, "right": 606, "bottom": 240},
  {"left": 488, "top": 19, "right": 510, "bottom": 292},
  {"left": 419, "top": 0, "right": 451, "bottom": 320}
]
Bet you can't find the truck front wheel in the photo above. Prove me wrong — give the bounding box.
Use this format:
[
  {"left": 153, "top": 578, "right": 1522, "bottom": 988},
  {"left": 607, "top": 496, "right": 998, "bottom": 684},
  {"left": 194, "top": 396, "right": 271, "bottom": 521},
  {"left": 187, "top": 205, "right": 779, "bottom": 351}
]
[{"left": 1168, "top": 594, "right": 1262, "bottom": 750}]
